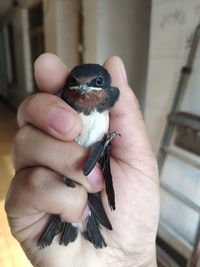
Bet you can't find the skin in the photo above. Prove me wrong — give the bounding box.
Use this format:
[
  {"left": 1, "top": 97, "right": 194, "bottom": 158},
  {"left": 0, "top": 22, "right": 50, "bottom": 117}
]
[{"left": 5, "top": 54, "right": 159, "bottom": 267}]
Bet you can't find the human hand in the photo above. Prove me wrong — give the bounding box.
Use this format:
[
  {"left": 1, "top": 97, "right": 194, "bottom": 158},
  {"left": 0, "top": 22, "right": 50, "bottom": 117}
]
[{"left": 5, "top": 54, "right": 159, "bottom": 267}]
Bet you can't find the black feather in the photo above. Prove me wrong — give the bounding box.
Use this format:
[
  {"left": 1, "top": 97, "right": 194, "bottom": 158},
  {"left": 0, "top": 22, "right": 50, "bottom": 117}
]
[
  {"left": 84, "top": 132, "right": 118, "bottom": 211},
  {"left": 99, "top": 142, "right": 115, "bottom": 210},
  {"left": 59, "top": 177, "right": 78, "bottom": 245},
  {"left": 88, "top": 193, "right": 112, "bottom": 230},
  {"left": 98, "top": 86, "right": 120, "bottom": 112},
  {"left": 83, "top": 211, "right": 107, "bottom": 249},
  {"left": 83, "top": 137, "right": 106, "bottom": 176},
  {"left": 63, "top": 176, "right": 76, "bottom": 188},
  {"left": 38, "top": 214, "right": 62, "bottom": 248},
  {"left": 60, "top": 223, "right": 78, "bottom": 246}
]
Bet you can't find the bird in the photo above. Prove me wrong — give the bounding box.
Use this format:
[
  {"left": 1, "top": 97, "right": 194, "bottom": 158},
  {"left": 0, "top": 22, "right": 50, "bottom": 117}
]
[{"left": 38, "top": 63, "right": 120, "bottom": 249}]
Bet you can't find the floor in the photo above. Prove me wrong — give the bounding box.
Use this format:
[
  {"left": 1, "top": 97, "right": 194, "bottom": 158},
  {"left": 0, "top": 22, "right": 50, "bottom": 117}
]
[{"left": 0, "top": 101, "right": 32, "bottom": 267}]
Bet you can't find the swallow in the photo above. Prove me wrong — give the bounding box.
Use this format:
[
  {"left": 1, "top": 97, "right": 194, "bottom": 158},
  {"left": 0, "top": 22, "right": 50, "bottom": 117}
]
[{"left": 38, "top": 64, "right": 120, "bottom": 249}]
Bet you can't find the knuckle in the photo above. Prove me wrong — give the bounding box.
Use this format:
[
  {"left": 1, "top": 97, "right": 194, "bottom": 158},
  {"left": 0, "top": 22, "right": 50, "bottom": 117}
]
[
  {"left": 12, "top": 125, "right": 33, "bottom": 153},
  {"left": 4, "top": 197, "right": 12, "bottom": 215},
  {"left": 62, "top": 142, "right": 81, "bottom": 173},
  {"left": 25, "top": 167, "right": 47, "bottom": 194},
  {"left": 17, "top": 94, "right": 40, "bottom": 126},
  {"left": 12, "top": 127, "right": 30, "bottom": 163},
  {"left": 24, "top": 94, "right": 45, "bottom": 122},
  {"left": 83, "top": 183, "right": 94, "bottom": 193},
  {"left": 26, "top": 93, "right": 46, "bottom": 113},
  {"left": 13, "top": 126, "right": 28, "bottom": 148},
  {"left": 4, "top": 173, "right": 22, "bottom": 213},
  {"left": 27, "top": 93, "right": 60, "bottom": 113},
  {"left": 17, "top": 93, "right": 56, "bottom": 126},
  {"left": 17, "top": 98, "right": 27, "bottom": 126},
  {"left": 4, "top": 185, "right": 13, "bottom": 213},
  {"left": 4, "top": 168, "right": 46, "bottom": 216},
  {"left": 12, "top": 125, "right": 40, "bottom": 171},
  {"left": 74, "top": 186, "right": 87, "bottom": 208}
]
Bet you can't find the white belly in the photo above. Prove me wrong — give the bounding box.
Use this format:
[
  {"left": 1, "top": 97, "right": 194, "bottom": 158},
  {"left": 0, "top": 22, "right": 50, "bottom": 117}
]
[{"left": 76, "top": 110, "right": 109, "bottom": 148}]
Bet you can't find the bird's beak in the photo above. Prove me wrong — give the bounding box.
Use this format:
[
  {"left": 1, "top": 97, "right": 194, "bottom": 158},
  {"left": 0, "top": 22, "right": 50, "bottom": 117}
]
[
  {"left": 78, "top": 84, "right": 89, "bottom": 94},
  {"left": 69, "top": 84, "right": 90, "bottom": 94}
]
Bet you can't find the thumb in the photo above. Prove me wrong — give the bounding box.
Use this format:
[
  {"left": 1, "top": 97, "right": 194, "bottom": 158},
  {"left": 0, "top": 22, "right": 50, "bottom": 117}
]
[{"left": 103, "top": 56, "right": 153, "bottom": 162}]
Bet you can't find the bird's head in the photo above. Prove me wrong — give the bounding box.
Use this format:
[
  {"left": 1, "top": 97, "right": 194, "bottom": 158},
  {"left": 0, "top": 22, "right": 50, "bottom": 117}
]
[
  {"left": 65, "top": 64, "right": 111, "bottom": 94},
  {"left": 61, "top": 64, "right": 113, "bottom": 114}
]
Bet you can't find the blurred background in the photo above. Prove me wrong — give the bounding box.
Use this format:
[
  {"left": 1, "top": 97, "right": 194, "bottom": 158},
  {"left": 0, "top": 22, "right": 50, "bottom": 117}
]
[{"left": 0, "top": 0, "right": 199, "bottom": 266}]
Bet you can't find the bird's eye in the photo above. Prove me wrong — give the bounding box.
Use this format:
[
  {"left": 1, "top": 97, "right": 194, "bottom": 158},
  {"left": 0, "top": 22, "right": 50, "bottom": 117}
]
[
  {"left": 96, "top": 76, "right": 104, "bottom": 86},
  {"left": 70, "top": 76, "right": 77, "bottom": 84}
]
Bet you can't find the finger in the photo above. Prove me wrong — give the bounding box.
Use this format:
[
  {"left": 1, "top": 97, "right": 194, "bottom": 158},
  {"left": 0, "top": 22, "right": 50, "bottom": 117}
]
[
  {"left": 12, "top": 125, "right": 104, "bottom": 193},
  {"left": 34, "top": 53, "right": 68, "bottom": 93},
  {"left": 103, "top": 56, "right": 154, "bottom": 159},
  {"left": 5, "top": 167, "right": 88, "bottom": 223},
  {"left": 17, "top": 93, "right": 82, "bottom": 141}
]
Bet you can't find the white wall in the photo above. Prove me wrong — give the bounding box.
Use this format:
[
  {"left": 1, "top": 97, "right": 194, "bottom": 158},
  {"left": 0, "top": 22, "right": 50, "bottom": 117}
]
[
  {"left": 83, "top": 0, "right": 151, "bottom": 108},
  {"left": 145, "top": 0, "right": 200, "bottom": 153},
  {"left": 146, "top": 0, "right": 200, "bottom": 261},
  {"left": 44, "top": 0, "right": 81, "bottom": 69}
]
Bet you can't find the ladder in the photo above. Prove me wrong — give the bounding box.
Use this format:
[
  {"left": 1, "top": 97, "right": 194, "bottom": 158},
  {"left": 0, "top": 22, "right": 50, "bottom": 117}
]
[{"left": 157, "top": 23, "right": 200, "bottom": 267}]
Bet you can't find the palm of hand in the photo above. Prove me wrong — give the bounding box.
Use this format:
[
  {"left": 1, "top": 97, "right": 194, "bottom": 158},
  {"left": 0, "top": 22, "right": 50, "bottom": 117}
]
[{"left": 10, "top": 149, "right": 158, "bottom": 267}]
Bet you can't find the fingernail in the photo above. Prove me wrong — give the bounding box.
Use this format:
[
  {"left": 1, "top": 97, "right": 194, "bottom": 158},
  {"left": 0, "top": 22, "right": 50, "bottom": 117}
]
[
  {"left": 87, "top": 166, "right": 104, "bottom": 189},
  {"left": 47, "top": 107, "right": 73, "bottom": 133},
  {"left": 81, "top": 205, "right": 89, "bottom": 220}
]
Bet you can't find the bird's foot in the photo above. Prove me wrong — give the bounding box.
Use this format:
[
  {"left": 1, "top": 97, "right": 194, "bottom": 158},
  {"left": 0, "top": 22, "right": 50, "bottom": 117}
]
[
  {"left": 102, "top": 131, "right": 121, "bottom": 153},
  {"left": 105, "top": 131, "right": 121, "bottom": 142},
  {"left": 83, "top": 131, "right": 121, "bottom": 176}
]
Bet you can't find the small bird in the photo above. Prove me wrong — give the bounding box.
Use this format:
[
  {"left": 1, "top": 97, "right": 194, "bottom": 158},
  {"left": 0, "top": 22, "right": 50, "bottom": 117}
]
[{"left": 38, "top": 64, "right": 120, "bottom": 249}]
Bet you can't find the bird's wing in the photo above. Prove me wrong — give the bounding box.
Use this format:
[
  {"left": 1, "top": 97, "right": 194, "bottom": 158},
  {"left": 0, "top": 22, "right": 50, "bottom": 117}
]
[
  {"left": 99, "top": 142, "right": 115, "bottom": 210},
  {"left": 83, "top": 136, "right": 106, "bottom": 176},
  {"left": 84, "top": 133, "right": 116, "bottom": 211}
]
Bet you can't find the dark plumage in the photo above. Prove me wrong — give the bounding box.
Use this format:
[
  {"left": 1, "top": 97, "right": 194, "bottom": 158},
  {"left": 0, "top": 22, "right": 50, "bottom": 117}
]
[{"left": 66, "top": 64, "right": 111, "bottom": 89}]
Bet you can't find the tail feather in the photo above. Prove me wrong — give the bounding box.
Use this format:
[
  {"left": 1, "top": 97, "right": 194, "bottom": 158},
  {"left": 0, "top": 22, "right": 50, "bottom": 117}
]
[
  {"left": 60, "top": 223, "right": 78, "bottom": 246},
  {"left": 38, "top": 214, "right": 62, "bottom": 248},
  {"left": 88, "top": 193, "right": 112, "bottom": 230},
  {"left": 83, "top": 211, "right": 107, "bottom": 249}
]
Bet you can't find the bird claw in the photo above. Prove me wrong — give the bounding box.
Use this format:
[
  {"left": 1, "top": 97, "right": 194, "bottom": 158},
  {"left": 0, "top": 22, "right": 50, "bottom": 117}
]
[
  {"left": 102, "top": 131, "right": 121, "bottom": 153},
  {"left": 105, "top": 131, "right": 121, "bottom": 141}
]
